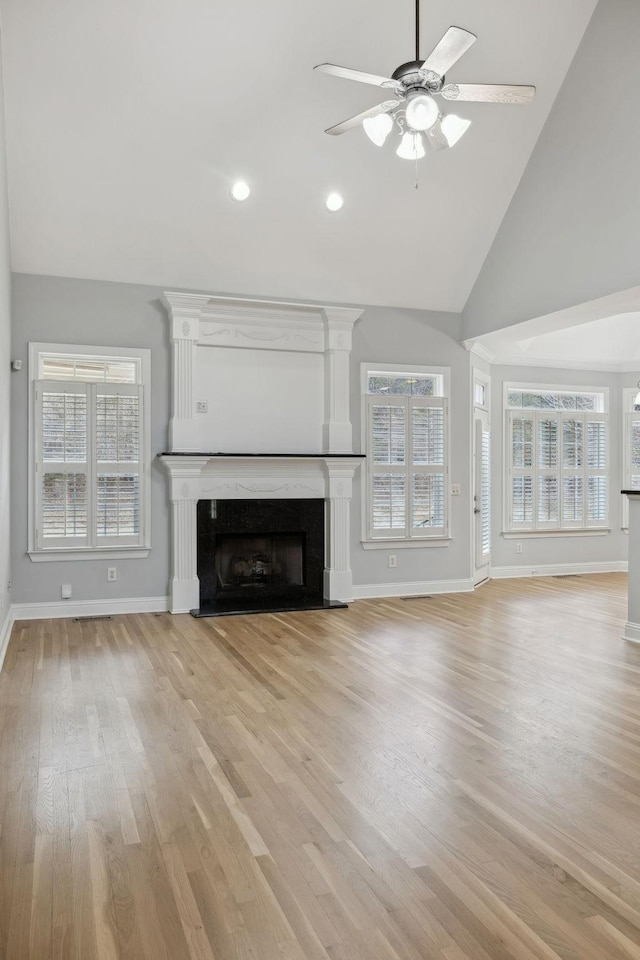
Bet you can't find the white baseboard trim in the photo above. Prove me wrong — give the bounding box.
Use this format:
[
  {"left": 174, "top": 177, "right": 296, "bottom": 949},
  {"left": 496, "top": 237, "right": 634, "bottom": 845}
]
[
  {"left": 352, "top": 579, "right": 474, "bottom": 600},
  {"left": 490, "top": 561, "right": 628, "bottom": 580},
  {"left": 0, "top": 607, "right": 15, "bottom": 672},
  {"left": 623, "top": 621, "right": 640, "bottom": 644},
  {"left": 12, "top": 596, "right": 170, "bottom": 622}
]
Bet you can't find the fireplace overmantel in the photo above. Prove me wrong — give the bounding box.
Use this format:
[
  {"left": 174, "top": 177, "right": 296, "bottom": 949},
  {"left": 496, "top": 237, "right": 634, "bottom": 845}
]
[
  {"left": 162, "top": 291, "right": 363, "bottom": 455},
  {"left": 160, "top": 292, "right": 365, "bottom": 615}
]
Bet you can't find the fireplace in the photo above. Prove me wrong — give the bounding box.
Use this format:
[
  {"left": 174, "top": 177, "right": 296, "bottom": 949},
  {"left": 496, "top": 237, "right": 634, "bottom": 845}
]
[
  {"left": 160, "top": 292, "right": 364, "bottom": 615},
  {"left": 196, "top": 498, "right": 334, "bottom": 615}
]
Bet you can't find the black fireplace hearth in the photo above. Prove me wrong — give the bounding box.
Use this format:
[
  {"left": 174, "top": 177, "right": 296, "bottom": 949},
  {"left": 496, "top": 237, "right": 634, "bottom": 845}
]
[{"left": 195, "top": 498, "right": 345, "bottom": 617}]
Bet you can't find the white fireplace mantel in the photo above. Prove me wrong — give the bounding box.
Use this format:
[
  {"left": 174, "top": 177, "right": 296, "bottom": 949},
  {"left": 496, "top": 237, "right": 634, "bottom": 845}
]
[
  {"left": 160, "top": 291, "right": 365, "bottom": 615},
  {"left": 160, "top": 454, "right": 363, "bottom": 613}
]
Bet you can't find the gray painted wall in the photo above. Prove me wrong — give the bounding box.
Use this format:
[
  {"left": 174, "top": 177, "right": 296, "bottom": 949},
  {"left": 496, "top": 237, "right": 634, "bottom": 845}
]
[
  {"left": 350, "top": 306, "right": 472, "bottom": 589},
  {"left": 463, "top": 0, "right": 638, "bottom": 339},
  {"left": 0, "top": 37, "right": 11, "bottom": 631},
  {"left": 490, "top": 365, "right": 628, "bottom": 570},
  {"left": 11, "top": 274, "right": 471, "bottom": 604},
  {"left": 11, "top": 275, "right": 633, "bottom": 606},
  {"left": 10, "top": 275, "right": 171, "bottom": 605}
]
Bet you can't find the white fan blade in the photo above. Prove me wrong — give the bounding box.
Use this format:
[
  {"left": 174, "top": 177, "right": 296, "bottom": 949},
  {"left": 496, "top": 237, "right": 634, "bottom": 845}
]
[
  {"left": 325, "top": 100, "right": 400, "bottom": 136},
  {"left": 425, "top": 115, "right": 471, "bottom": 151},
  {"left": 314, "top": 63, "right": 401, "bottom": 92},
  {"left": 442, "top": 83, "right": 536, "bottom": 104},
  {"left": 421, "top": 26, "right": 477, "bottom": 77}
]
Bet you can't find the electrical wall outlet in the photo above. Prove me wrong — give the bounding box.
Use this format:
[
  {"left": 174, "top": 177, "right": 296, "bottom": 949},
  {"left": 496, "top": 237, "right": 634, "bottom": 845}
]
[
  {"left": 451, "top": 483, "right": 461, "bottom": 496},
  {"left": 61, "top": 584, "right": 72, "bottom": 599},
  {"left": 516, "top": 542, "right": 523, "bottom": 554},
  {"left": 107, "top": 567, "right": 118, "bottom": 582},
  {"left": 196, "top": 400, "right": 208, "bottom": 414},
  {"left": 388, "top": 554, "right": 397, "bottom": 568}
]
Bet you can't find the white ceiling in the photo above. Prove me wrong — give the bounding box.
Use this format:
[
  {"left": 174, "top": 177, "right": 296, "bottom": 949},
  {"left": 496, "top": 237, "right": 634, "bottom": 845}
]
[
  {"left": 1, "top": 0, "right": 596, "bottom": 311},
  {"left": 473, "top": 310, "right": 640, "bottom": 372}
]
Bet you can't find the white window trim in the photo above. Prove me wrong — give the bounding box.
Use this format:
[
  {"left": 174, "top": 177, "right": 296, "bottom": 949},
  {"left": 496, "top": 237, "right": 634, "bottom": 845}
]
[
  {"left": 502, "top": 381, "right": 610, "bottom": 537},
  {"left": 360, "top": 362, "right": 451, "bottom": 548},
  {"left": 28, "top": 342, "right": 152, "bottom": 562}
]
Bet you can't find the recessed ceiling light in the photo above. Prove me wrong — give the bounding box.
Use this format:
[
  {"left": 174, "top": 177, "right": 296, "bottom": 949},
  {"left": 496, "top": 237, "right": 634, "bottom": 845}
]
[
  {"left": 326, "top": 192, "right": 344, "bottom": 212},
  {"left": 231, "top": 180, "right": 250, "bottom": 202}
]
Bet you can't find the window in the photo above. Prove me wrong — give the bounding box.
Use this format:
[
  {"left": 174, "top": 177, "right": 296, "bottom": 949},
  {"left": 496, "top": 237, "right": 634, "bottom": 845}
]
[
  {"left": 362, "top": 365, "right": 449, "bottom": 544},
  {"left": 505, "top": 385, "right": 608, "bottom": 534},
  {"left": 29, "top": 344, "right": 151, "bottom": 560},
  {"left": 622, "top": 388, "right": 640, "bottom": 528},
  {"left": 473, "top": 381, "right": 487, "bottom": 408}
]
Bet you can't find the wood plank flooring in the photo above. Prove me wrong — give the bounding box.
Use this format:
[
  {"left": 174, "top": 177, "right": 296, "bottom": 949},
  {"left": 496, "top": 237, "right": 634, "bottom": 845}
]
[{"left": 0, "top": 573, "right": 638, "bottom": 958}]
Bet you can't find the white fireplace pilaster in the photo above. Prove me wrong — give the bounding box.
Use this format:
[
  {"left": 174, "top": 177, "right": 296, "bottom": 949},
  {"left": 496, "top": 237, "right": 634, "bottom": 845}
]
[
  {"left": 165, "top": 294, "right": 209, "bottom": 452},
  {"left": 322, "top": 308, "right": 361, "bottom": 454},
  {"left": 164, "top": 457, "right": 209, "bottom": 613},
  {"left": 324, "top": 461, "right": 355, "bottom": 602}
]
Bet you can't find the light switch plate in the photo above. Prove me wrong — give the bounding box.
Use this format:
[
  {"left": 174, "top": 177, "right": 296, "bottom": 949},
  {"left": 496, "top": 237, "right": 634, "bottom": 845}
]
[{"left": 451, "top": 483, "right": 461, "bottom": 496}]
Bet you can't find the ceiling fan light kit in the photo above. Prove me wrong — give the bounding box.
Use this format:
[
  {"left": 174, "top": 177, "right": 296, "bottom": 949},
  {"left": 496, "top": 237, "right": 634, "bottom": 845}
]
[
  {"left": 314, "top": 0, "right": 536, "bottom": 165},
  {"left": 363, "top": 112, "right": 394, "bottom": 146},
  {"left": 397, "top": 131, "right": 426, "bottom": 161},
  {"left": 405, "top": 93, "right": 439, "bottom": 132}
]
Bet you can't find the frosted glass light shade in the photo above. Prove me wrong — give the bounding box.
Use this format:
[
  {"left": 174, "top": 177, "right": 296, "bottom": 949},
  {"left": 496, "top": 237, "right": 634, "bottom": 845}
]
[
  {"left": 363, "top": 112, "right": 393, "bottom": 146},
  {"left": 231, "top": 180, "right": 250, "bottom": 201},
  {"left": 405, "top": 94, "right": 439, "bottom": 132},
  {"left": 440, "top": 114, "right": 471, "bottom": 148},
  {"left": 396, "top": 131, "right": 426, "bottom": 160}
]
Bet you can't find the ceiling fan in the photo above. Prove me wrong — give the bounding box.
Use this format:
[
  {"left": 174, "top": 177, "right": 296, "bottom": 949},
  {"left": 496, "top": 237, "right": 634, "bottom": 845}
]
[{"left": 314, "top": 0, "right": 536, "bottom": 159}]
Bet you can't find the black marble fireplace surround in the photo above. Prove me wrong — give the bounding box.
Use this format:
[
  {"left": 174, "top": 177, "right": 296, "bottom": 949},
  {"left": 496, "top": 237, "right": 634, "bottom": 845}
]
[{"left": 195, "top": 498, "right": 345, "bottom": 616}]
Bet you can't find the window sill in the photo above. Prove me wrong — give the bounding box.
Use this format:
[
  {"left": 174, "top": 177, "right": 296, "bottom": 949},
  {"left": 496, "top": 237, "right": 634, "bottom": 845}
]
[
  {"left": 29, "top": 547, "right": 151, "bottom": 563},
  {"left": 361, "top": 537, "right": 452, "bottom": 550},
  {"left": 501, "top": 530, "right": 610, "bottom": 540}
]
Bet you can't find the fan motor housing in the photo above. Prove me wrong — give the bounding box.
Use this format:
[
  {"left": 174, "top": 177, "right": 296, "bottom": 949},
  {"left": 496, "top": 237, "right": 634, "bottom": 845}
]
[{"left": 392, "top": 60, "right": 443, "bottom": 93}]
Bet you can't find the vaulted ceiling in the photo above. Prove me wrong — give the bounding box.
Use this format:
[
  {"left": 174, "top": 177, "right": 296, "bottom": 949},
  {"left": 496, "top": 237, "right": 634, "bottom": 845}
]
[{"left": 1, "top": 0, "right": 596, "bottom": 311}]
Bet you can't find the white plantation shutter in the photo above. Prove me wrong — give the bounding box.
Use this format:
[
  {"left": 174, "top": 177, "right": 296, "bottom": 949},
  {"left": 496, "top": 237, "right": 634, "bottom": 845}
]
[
  {"left": 35, "top": 379, "right": 145, "bottom": 550},
  {"left": 481, "top": 428, "right": 491, "bottom": 558},
  {"left": 36, "top": 381, "right": 89, "bottom": 548},
  {"left": 627, "top": 415, "right": 640, "bottom": 489},
  {"left": 586, "top": 417, "right": 607, "bottom": 524},
  {"left": 95, "top": 384, "right": 143, "bottom": 545},
  {"left": 507, "top": 409, "right": 608, "bottom": 532},
  {"left": 411, "top": 401, "right": 446, "bottom": 534},
  {"left": 623, "top": 412, "right": 640, "bottom": 527},
  {"left": 509, "top": 414, "right": 534, "bottom": 527},
  {"left": 367, "top": 395, "right": 447, "bottom": 539}
]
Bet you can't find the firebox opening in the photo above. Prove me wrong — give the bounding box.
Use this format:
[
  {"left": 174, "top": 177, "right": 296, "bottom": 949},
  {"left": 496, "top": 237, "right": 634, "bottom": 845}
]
[
  {"left": 215, "top": 533, "right": 305, "bottom": 594},
  {"left": 196, "top": 498, "right": 333, "bottom": 616}
]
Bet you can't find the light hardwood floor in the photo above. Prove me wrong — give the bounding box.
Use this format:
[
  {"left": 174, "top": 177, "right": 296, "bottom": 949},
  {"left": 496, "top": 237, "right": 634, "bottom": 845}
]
[{"left": 1, "top": 574, "right": 639, "bottom": 959}]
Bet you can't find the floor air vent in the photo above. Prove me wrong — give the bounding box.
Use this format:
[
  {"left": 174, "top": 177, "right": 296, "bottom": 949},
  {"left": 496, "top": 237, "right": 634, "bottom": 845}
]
[
  {"left": 72, "top": 615, "right": 114, "bottom": 622},
  {"left": 401, "top": 595, "right": 433, "bottom": 601},
  {"left": 552, "top": 575, "right": 578, "bottom": 579}
]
